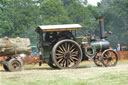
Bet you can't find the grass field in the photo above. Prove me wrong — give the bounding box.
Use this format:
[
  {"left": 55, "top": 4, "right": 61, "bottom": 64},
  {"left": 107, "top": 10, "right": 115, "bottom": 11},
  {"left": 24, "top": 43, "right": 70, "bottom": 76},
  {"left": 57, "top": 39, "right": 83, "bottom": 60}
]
[{"left": 0, "top": 60, "right": 128, "bottom": 85}]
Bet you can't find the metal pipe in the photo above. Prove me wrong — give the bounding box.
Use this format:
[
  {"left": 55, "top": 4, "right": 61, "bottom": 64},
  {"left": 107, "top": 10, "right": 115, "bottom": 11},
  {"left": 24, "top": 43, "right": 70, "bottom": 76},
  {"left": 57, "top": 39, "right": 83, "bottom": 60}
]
[{"left": 99, "top": 18, "right": 105, "bottom": 39}]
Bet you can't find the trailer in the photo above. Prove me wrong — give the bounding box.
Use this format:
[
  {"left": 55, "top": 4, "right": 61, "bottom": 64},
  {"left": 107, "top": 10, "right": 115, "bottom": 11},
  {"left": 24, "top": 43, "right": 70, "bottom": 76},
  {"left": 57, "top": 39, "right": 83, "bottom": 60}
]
[{"left": 0, "top": 37, "right": 31, "bottom": 71}]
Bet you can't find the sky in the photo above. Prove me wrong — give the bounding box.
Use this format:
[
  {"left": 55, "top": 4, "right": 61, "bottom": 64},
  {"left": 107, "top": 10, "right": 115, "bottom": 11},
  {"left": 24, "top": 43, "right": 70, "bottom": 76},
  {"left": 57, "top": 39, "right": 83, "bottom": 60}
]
[{"left": 87, "top": 0, "right": 102, "bottom": 6}]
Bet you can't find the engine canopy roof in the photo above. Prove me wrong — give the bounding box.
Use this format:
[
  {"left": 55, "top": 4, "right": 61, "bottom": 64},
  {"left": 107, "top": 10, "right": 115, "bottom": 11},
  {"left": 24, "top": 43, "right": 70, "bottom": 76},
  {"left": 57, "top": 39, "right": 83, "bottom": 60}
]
[{"left": 35, "top": 24, "right": 82, "bottom": 33}]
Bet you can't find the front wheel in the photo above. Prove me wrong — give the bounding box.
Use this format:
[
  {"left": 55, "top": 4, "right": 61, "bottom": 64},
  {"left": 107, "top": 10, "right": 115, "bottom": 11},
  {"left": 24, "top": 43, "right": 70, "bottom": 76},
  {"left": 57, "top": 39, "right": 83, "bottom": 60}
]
[
  {"left": 101, "top": 49, "right": 118, "bottom": 67},
  {"left": 94, "top": 55, "right": 102, "bottom": 67},
  {"left": 52, "top": 39, "right": 82, "bottom": 69},
  {"left": 3, "top": 64, "right": 9, "bottom": 71}
]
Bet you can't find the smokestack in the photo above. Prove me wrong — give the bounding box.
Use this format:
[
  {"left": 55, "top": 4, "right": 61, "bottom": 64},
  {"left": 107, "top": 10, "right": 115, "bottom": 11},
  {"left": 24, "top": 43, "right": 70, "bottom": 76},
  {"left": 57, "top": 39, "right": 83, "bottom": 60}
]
[{"left": 99, "top": 17, "right": 105, "bottom": 39}]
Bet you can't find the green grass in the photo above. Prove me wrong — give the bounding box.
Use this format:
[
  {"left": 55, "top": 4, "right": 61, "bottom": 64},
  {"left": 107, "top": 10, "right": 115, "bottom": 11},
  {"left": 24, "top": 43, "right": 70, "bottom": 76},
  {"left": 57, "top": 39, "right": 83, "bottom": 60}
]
[
  {"left": 0, "top": 60, "right": 128, "bottom": 85},
  {"left": 0, "top": 72, "right": 128, "bottom": 85}
]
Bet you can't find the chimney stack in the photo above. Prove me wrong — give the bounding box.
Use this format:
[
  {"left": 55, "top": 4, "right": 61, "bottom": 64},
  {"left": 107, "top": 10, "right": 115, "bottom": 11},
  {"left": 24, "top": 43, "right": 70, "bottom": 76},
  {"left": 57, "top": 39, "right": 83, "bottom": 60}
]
[{"left": 99, "top": 17, "right": 105, "bottom": 39}]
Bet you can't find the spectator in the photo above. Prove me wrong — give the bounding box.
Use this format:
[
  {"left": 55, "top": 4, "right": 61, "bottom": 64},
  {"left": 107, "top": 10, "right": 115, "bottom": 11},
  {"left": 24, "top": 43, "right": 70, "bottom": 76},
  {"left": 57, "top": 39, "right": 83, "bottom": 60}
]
[{"left": 117, "top": 44, "right": 121, "bottom": 51}]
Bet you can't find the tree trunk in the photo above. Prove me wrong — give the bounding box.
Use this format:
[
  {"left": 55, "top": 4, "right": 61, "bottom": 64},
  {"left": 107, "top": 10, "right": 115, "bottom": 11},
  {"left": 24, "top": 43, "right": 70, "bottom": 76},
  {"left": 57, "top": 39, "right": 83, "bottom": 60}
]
[{"left": 0, "top": 37, "right": 31, "bottom": 56}]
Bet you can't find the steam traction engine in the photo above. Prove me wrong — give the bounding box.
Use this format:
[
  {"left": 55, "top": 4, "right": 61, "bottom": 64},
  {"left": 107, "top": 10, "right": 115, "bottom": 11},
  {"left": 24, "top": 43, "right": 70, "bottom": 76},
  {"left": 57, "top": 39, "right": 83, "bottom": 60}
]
[{"left": 35, "top": 18, "right": 118, "bottom": 69}]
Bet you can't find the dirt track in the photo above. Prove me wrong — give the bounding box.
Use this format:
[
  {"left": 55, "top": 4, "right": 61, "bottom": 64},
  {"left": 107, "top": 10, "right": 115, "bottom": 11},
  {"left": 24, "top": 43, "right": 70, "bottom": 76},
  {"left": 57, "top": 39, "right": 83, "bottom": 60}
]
[{"left": 0, "top": 61, "right": 128, "bottom": 82}]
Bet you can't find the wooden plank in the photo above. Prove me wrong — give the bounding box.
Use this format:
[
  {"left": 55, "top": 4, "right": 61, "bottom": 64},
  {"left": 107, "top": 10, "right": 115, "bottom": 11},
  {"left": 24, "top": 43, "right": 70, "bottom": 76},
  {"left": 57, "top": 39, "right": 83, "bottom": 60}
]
[{"left": 117, "top": 51, "right": 128, "bottom": 60}]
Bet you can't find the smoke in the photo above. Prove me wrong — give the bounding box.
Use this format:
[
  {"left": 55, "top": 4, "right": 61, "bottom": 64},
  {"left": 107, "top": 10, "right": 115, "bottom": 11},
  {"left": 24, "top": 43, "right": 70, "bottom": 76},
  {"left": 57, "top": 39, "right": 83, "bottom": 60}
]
[{"left": 99, "top": 0, "right": 128, "bottom": 47}]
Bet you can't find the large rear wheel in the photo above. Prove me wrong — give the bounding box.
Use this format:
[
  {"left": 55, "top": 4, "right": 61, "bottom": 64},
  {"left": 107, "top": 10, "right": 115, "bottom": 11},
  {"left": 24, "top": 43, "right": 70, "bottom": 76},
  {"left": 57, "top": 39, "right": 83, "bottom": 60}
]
[
  {"left": 52, "top": 39, "right": 82, "bottom": 69},
  {"left": 48, "top": 56, "right": 58, "bottom": 69},
  {"left": 48, "top": 63, "right": 58, "bottom": 69}
]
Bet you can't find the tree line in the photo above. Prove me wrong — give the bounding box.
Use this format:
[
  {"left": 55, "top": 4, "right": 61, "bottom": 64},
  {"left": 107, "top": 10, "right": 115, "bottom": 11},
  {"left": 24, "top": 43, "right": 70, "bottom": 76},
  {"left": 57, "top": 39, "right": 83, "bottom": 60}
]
[{"left": 0, "top": 0, "right": 127, "bottom": 47}]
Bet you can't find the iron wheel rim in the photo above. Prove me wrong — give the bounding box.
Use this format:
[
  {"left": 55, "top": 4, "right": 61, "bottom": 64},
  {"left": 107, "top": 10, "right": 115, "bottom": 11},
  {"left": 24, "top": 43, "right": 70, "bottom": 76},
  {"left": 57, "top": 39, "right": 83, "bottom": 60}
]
[
  {"left": 94, "top": 55, "right": 102, "bottom": 67},
  {"left": 52, "top": 40, "right": 82, "bottom": 69},
  {"left": 10, "top": 60, "right": 21, "bottom": 71},
  {"left": 101, "top": 49, "right": 118, "bottom": 67}
]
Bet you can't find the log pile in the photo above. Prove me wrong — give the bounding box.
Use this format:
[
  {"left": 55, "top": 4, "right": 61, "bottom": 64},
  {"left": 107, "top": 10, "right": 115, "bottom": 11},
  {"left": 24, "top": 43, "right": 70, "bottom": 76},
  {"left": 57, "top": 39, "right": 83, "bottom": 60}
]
[{"left": 0, "top": 37, "right": 31, "bottom": 56}]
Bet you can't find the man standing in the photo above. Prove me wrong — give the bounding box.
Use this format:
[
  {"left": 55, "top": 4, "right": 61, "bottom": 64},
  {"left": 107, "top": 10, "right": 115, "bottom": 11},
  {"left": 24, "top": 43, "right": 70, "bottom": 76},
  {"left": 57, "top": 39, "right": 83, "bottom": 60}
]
[{"left": 117, "top": 44, "right": 121, "bottom": 51}]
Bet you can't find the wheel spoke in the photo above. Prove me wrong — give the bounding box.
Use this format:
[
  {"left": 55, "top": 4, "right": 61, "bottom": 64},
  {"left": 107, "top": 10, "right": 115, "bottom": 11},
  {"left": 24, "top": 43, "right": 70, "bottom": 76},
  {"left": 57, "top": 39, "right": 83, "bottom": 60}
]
[
  {"left": 68, "top": 43, "right": 70, "bottom": 51},
  {"left": 72, "top": 54, "right": 77, "bottom": 57},
  {"left": 61, "top": 59, "right": 65, "bottom": 65},
  {"left": 104, "top": 54, "right": 108, "bottom": 57},
  {"left": 66, "top": 60, "right": 69, "bottom": 67},
  {"left": 111, "top": 54, "right": 116, "bottom": 58},
  {"left": 112, "top": 57, "right": 116, "bottom": 62},
  {"left": 69, "top": 56, "right": 74, "bottom": 62},
  {"left": 67, "top": 59, "right": 72, "bottom": 66},
  {"left": 66, "top": 60, "right": 68, "bottom": 67},
  {"left": 111, "top": 57, "right": 116, "bottom": 64},
  {"left": 103, "top": 58, "right": 108, "bottom": 63},
  {"left": 70, "top": 44, "right": 74, "bottom": 51},
  {"left": 59, "top": 46, "right": 64, "bottom": 52},
  {"left": 110, "top": 52, "right": 113, "bottom": 57},
  {"left": 72, "top": 51, "right": 78, "bottom": 54},
  {"left": 106, "top": 59, "right": 109, "bottom": 65},
  {"left": 103, "top": 54, "right": 108, "bottom": 60},
  {"left": 72, "top": 57, "right": 79, "bottom": 61},
  {"left": 71, "top": 48, "right": 76, "bottom": 52},
  {"left": 107, "top": 51, "right": 111, "bottom": 56},
  {"left": 65, "top": 42, "right": 68, "bottom": 50},
  {"left": 57, "top": 58, "right": 63, "bottom": 63},
  {"left": 56, "top": 50, "right": 64, "bottom": 54},
  {"left": 110, "top": 60, "right": 113, "bottom": 65},
  {"left": 56, "top": 53, "right": 63, "bottom": 56},
  {"left": 63, "top": 60, "right": 66, "bottom": 67},
  {"left": 61, "top": 44, "right": 66, "bottom": 52},
  {"left": 56, "top": 56, "right": 64, "bottom": 59}
]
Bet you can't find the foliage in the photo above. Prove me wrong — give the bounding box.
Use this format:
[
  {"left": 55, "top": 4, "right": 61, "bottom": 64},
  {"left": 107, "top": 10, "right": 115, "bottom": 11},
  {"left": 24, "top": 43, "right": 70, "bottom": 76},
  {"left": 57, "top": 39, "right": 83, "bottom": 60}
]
[
  {"left": 98, "top": 0, "right": 128, "bottom": 47},
  {"left": 0, "top": 0, "right": 127, "bottom": 47},
  {"left": 0, "top": 0, "right": 95, "bottom": 45},
  {"left": 40, "top": 0, "right": 71, "bottom": 25}
]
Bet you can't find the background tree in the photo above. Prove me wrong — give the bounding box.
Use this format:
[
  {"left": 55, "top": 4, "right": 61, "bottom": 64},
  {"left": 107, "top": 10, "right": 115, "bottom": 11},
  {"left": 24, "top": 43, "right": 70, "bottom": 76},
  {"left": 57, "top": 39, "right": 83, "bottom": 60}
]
[
  {"left": 0, "top": 0, "right": 41, "bottom": 44},
  {"left": 40, "top": 0, "right": 72, "bottom": 25},
  {"left": 0, "top": 0, "right": 127, "bottom": 47},
  {"left": 98, "top": 0, "right": 128, "bottom": 47}
]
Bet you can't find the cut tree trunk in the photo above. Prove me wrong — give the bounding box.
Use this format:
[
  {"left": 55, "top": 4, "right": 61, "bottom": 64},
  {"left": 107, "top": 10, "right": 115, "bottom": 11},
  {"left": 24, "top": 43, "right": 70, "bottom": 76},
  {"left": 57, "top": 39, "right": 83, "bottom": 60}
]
[{"left": 0, "top": 37, "right": 31, "bottom": 56}]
